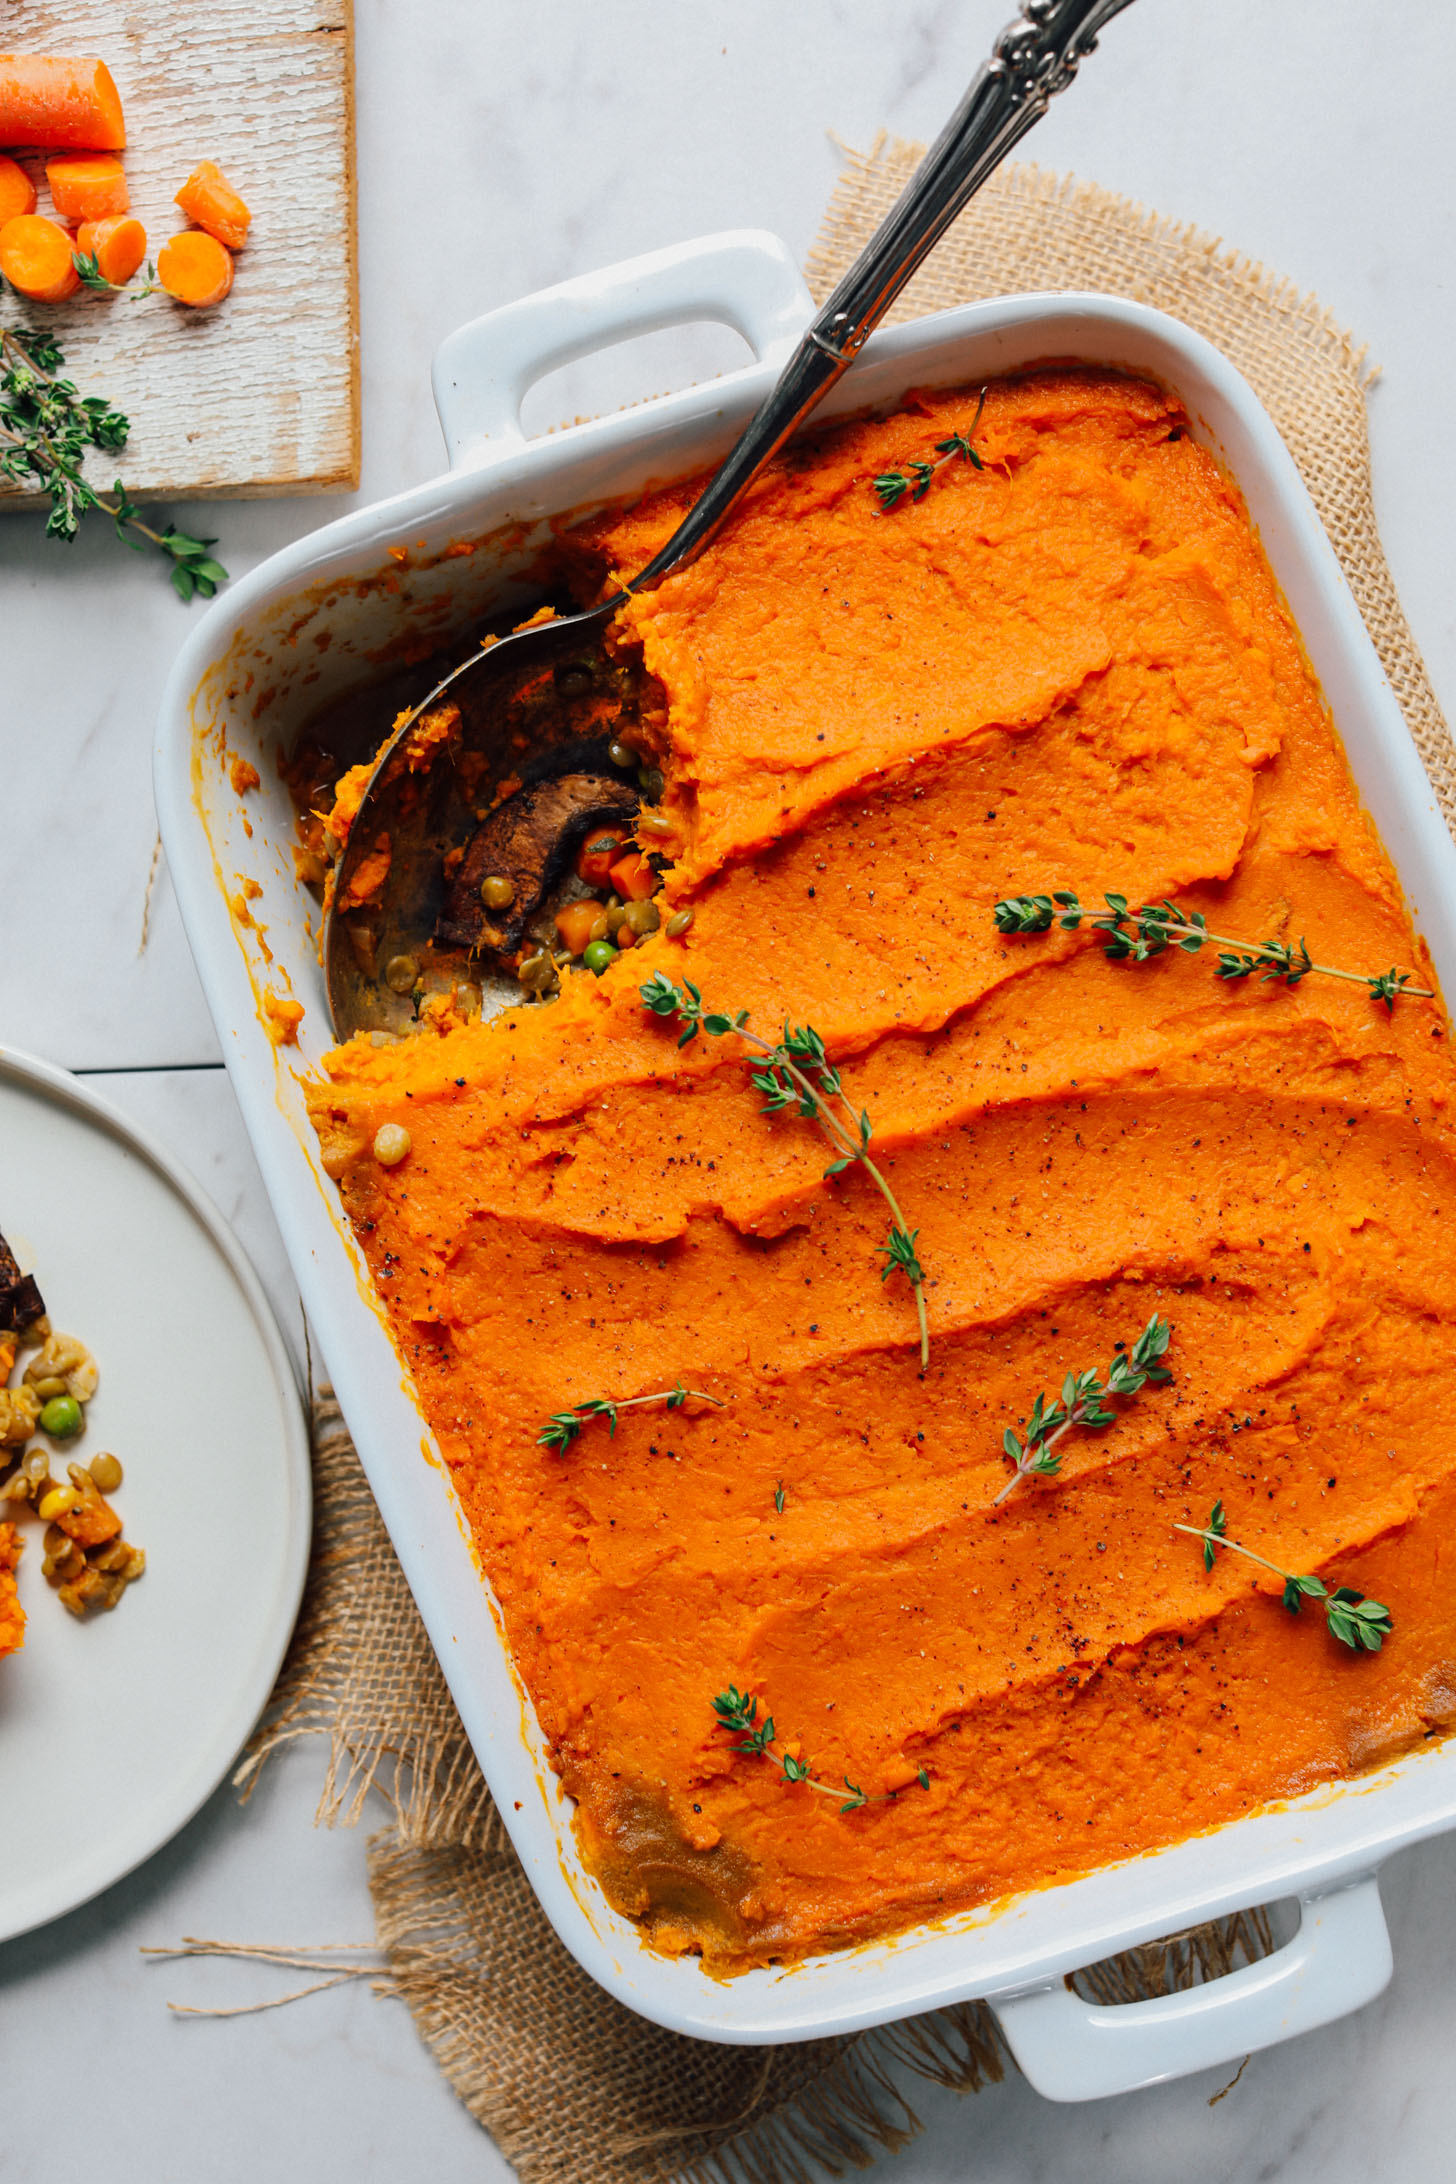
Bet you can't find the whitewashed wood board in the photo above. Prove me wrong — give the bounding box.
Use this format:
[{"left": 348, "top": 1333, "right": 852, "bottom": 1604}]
[{"left": 0, "top": 0, "right": 358, "bottom": 502}]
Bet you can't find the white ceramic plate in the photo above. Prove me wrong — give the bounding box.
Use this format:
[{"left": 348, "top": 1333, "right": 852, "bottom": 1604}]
[{"left": 0, "top": 1047, "right": 310, "bottom": 1941}]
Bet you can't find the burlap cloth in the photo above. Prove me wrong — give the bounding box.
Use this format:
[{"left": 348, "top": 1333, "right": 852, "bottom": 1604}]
[{"left": 240, "top": 146, "right": 1456, "bottom": 2181}]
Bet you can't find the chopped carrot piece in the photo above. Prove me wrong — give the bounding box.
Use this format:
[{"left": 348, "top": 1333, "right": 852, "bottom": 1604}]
[
  {"left": 157, "top": 229, "right": 233, "bottom": 308},
  {"left": 174, "top": 160, "right": 250, "bottom": 252},
  {"left": 608, "top": 850, "right": 658, "bottom": 902},
  {"left": 553, "top": 901, "right": 602, "bottom": 957},
  {"left": 0, "top": 213, "right": 79, "bottom": 301},
  {"left": 56, "top": 1493, "right": 121, "bottom": 1549},
  {"left": 46, "top": 152, "right": 128, "bottom": 222},
  {"left": 75, "top": 213, "right": 146, "bottom": 285},
  {"left": 0, "top": 154, "right": 36, "bottom": 225},
  {"left": 0, "top": 57, "right": 125, "bottom": 150},
  {"left": 575, "top": 828, "right": 627, "bottom": 887}
]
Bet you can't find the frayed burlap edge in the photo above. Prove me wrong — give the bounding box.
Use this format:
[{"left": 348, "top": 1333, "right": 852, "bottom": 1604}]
[
  {"left": 365, "top": 1831, "right": 1010, "bottom": 2184},
  {"left": 232, "top": 149, "right": 1456, "bottom": 2184},
  {"left": 237, "top": 1390, "right": 503, "bottom": 1852}
]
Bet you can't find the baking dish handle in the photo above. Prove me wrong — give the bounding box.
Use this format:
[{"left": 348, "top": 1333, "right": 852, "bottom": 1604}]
[
  {"left": 989, "top": 1872, "right": 1392, "bottom": 2103},
  {"left": 431, "top": 229, "right": 813, "bottom": 467}
]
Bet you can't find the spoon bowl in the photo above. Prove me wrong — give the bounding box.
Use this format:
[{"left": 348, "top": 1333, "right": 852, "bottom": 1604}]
[{"left": 323, "top": 598, "right": 623, "bottom": 1036}]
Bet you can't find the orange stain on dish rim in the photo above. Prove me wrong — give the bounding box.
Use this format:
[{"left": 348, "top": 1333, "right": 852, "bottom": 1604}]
[{"left": 262, "top": 992, "right": 305, "bottom": 1047}]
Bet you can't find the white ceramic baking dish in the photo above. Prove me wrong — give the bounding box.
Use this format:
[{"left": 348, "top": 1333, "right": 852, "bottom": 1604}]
[{"left": 155, "top": 229, "right": 1456, "bottom": 2101}]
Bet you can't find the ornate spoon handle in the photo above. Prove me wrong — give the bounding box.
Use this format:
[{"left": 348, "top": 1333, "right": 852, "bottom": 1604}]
[{"left": 630, "top": 0, "right": 1138, "bottom": 590}]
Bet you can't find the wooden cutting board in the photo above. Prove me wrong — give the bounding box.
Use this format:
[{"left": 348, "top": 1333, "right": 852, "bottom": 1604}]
[{"left": 0, "top": 0, "right": 358, "bottom": 503}]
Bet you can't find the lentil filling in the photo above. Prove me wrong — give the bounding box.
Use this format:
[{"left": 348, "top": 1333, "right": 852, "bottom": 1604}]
[{"left": 307, "top": 370, "right": 1456, "bottom": 1969}]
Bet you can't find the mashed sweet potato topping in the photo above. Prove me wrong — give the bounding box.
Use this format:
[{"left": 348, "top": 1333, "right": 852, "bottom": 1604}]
[
  {"left": 0, "top": 1523, "right": 22, "bottom": 1658},
  {"left": 309, "top": 371, "right": 1456, "bottom": 1969}
]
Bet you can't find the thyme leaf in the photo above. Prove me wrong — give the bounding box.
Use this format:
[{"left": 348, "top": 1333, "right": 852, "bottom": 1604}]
[
  {"left": 873, "top": 386, "right": 988, "bottom": 511},
  {"left": 1174, "top": 1504, "right": 1394, "bottom": 1651},
  {"left": 71, "top": 249, "right": 163, "bottom": 299},
  {"left": 538, "top": 1381, "right": 723, "bottom": 1454},
  {"left": 641, "top": 973, "right": 930, "bottom": 1366},
  {"left": 994, "top": 888, "right": 1432, "bottom": 1009},
  {"left": 0, "top": 325, "right": 227, "bottom": 598},
  {"left": 995, "top": 1313, "right": 1172, "bottom": 1506},
  {"left": 710, "top": 1686, "right": 927, "bottom": 1815}
]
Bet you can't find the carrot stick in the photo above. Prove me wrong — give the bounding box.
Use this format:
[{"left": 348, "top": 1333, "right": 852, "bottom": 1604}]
[
  {"left": 76, "top": 213, "right": 146, "bottom": 285},
  {"left": 46, "top": 152, "right": 127, "bottom": 222},
  {"left": 174, "top": 161, "right": 250, "bottom": 252},
  {"left": 156, "top": 228, "right": 233, "bottom": 307},
  {"left": 0, "top": 212, "right": 79, "bottom": 300},
  {"left": 0, "top": 152, "right": 35, "bottom": 224},
  {"left": 0, "top": 58, "right": 125, "bottom": 151}
]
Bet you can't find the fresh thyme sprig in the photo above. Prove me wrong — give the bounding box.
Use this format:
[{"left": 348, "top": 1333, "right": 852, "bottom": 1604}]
[
  {"left": 640, "top": 973, "right": 930, "bottom": 1366},
  {"left": 711, "top": 1686, "right": 928, "bottom": 1813},
  {"left": 1175, "top": 1502, "right": 1394, "bottom": 1651},
  {"left": 995, "top": 1314, "right": 1172, "bottom": 1506},
  {"left": 71, "top": 249, "right": 163, "bottom": 299},
  {"left": 0, "top": 326, "right": 228, "bottom": 600},
  {"left": 994, "top": 889, "right": 1432, "bottom": 1011},
  {"left": 538, "top": 1380, "right": 723, "bottom": 1454},
  {"left": 873, "top": 385, "right": 988, "bottom": 510}
]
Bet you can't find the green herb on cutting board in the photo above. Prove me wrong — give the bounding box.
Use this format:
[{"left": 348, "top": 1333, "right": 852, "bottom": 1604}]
[{"left": 0, "top": 325, "right": 228, "bottom": 600}]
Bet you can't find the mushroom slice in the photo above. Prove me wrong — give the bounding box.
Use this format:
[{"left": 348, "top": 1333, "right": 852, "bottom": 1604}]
[
  {"left": 436, "top": 771, "right": 640, "bottom": 962},
  {"left": 0, "top": 1227, "right": 44, "bottom": 1336}
]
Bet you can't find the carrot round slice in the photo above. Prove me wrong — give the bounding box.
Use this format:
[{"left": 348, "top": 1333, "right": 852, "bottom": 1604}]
[
  {"left": 76, "top": 213, "right": 146, "bottom": 285},
  {"left": 0, "top": 57, "right": 125, "bottom": 150},
  {"left": 174, "top": 161, "right": 250, "bottom": 252},
  {"left": 0, "top": 153, "right": 36, "bottom": 225},
  {"left": 46, "top": 153, "right": 128, "bottom": 223},
  {"left": 0, "top": 212, "right": 80, "bottom": 301},
  {"left": 157, "top": 228, "right": 233, "bottom": 307}
]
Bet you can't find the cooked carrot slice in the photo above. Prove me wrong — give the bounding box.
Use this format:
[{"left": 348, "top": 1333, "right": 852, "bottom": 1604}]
[
  {"left": 554, "top": 901, "right": 603, "bottom": 957},
  {"left": 56, "top": 1494, "right": 121, "bottom": 1549},
  {"left": 0, "top": 153, "right": 36, "bottom": 225},
  {"left": 0, "top": 213, "right": 79, "bottom": 301},
  {"left": 0, "top": 57, "right": 125, "bottom": 150},
  {"left": 75, "top": 212, "right": 146, "bottom": 285},
  {"left": 575, "top": 828, "right": 627, "bottom": 887},
  {"left": 608, "top": 850, "right": 658, "bottom": 902},
  {"left": 157, "top": 229, "right": 233, "bottom": 307},
  {"left": 174, "top": 160, "right": 250, "bottom": 252},
  {"left": 46, "top": 152, "right": 128, "bottom": 222}
]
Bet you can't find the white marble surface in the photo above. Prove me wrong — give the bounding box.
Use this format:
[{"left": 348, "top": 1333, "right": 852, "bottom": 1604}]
[{"left": 4, "top": 1, "right": 1456, "bottom": 2176}]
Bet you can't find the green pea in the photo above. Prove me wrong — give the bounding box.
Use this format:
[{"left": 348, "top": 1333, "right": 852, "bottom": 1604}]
[
  {"left": 637, "top": 766, "right": 666, "bottom": 802},
  {"left": 582, "top": 940, "right": 617, "bottom": 976},
  {"left": 480, "top": 874, "right": 515, "bottom": 911},
  {"left": 41, "top": 1395, "right": 83, "bottom": 1440}
]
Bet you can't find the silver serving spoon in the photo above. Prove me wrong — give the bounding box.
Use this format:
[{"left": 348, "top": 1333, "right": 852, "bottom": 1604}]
[{"left": 324, "top": 0, "right": 1137, "bottom": 1038}]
